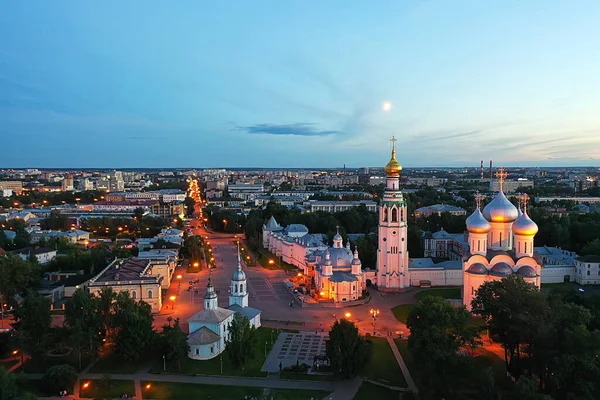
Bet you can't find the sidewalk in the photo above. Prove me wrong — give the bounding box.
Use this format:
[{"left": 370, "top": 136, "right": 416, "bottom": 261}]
[
  {"left": 321, "top": 376, "right": 362, "bottom": 400},
  {"left": 387, "top": 337, "right": 418, "bottom": 394}
]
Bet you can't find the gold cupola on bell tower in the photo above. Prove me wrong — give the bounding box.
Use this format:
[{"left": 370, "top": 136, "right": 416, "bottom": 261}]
[{"left": 385, "top": 136, "right": 402, "bottom": 177}]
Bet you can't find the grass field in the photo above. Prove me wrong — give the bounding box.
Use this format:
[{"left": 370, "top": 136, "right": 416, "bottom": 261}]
[
  {"left": 150, "top": 327, "right": 275, "bottom": 377},
  {"left": 80, "top": 379, "right": 135, "bottom": 400},
  {"left": 363, "top": 337, "right": 407, "bottom": 387},
  {"left": 393, "top": 340, "right": 414, "bottom": 375},
  {"left": 141, "top": 382, "right": 330, "bottom": 400},
  {"left": 541, "top": 282, "right": 600, "bottom": 297},
  {"left": 415, "top": 287, "right": 461, "bottom": 301},
  {"left": 391, "top": 304, "right": 414, "bottom": 324},
  {"left": 353, "top": 381, "right": 407, "bottom": 400},
  {"left": 89, "top": 351, "right": 149, "bottom": 374}
]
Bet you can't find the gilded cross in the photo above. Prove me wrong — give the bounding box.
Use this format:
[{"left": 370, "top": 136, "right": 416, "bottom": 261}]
[
  {"left": 495, "top": 167, "right": 508, "bottom": 192},
  {"left": 390, "top": 136, "right": 397, "bottom": 151},
  {"left": 474, "top": 190, "right": 484, "bottom": 208},
  {"left": 522, "top": 193, "right": 530, "bottom": 212},
  {"left": 335, "top": 225, "right": 340, "bottom": 234}
]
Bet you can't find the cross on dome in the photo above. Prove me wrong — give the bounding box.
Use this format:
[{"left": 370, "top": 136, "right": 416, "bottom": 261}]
[
  {"left": 495, "top": 167, "right": 508, "bottom": 192},
  {"left": 390, "top": 136, "right": 397, "bottom": 150},
  {"left": 474, "top": 191, "right": 484, "bottom": 208},
  {"left": 522, "top": 193, "right": 530, "bottom": 212}
]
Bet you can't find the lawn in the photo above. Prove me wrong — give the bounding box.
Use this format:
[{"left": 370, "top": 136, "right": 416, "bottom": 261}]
[
  {"left": 391, "top": 304, "right": 414, "bottom": 324},
  {"left": 80, "top": 379, "right": 135, "bottom": 400},
  {"left": 18, "top": 379, "right": 74, "bottom": 398},
  {"left": 353, "top": 381, "right": 404, "bottom": 400},
  {"left": 541, "top": 282, "right": 600, "bottom": 297},
  {"left": 279, "top": 370, "right": 341, "bottom": 381},
  {"left": 270, "top": 389, "right": 331, "bottom": 399},
  {"left": 363, "top": 337, "right": 407, "bottom": 387},
  {"left": 142, "top": 381, "right": 263, "bottom": 399},
  {"left": 393, "top": 340, "right": 414, "bottom": 375},
  {"left": 20, "top": 352, "right": 92, "bottom": 373},
  {"left": 149, "top": 327, "right": 274, "bottom": 377},
  {"left": 89, "top": 351, "right": 149, "bottom": 374},
  {"left": 415, "top": 287, "right": 461, "bottom": 301},
  {"left": 254, "top": 249, "right": 298, "bottom": 271}
]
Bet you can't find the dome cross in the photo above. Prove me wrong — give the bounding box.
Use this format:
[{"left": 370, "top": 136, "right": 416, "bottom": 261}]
[
  {"left": 495, "top": 167, "right": 508, "bottom": 192},
  {"left": 474, "top": 191, "right": 484, "bottom": 209},
  {"left": 522, "top": 193, "right": 530, "bottom": 213}
]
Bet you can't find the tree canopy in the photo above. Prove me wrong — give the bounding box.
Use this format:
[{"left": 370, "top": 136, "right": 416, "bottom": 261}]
[
  {"left": 326, "top": 318, "right": 367, "bottom": 378},
  {"left": 225, "top": 313, "right": 257, "bottom": 368}
]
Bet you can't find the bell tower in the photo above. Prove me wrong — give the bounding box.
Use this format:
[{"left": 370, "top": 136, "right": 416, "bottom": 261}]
[{"left": 376, "top": 137, "right": 410, "bottom": 291}]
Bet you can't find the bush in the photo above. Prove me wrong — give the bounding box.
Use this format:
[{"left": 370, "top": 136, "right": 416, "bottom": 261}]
[{"left": 42, "top": 364, "right": 78, "bottom": 394}]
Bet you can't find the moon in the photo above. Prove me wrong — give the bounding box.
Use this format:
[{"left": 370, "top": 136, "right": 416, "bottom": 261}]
[{"left": 382, "top": 101, "right": 392, "bottom": 112}]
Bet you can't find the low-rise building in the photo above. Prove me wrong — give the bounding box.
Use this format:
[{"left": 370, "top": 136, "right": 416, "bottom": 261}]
[
  {"left": 414, "top": 204, "right": 467, "bottom": 218},
  {"left": 87, "top": 258, "right": 164, "bottom": 312},
  {"left": 490, "top": 179, "right": 534, "bottom": 193},
  {"left": 575, "top": 255, "right": 600, "bottom": 285},
  {"left": 13, "top": 247, "right": 57, "bottom": 264},
  {"left": 307, "top": 200, "right": 377, "bottom": 213}
]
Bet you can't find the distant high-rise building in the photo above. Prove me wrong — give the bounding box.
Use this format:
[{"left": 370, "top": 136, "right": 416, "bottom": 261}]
[
  {"left": 109, "top": 170, "right": 125, "bottom": 192},
  {"left": 62, "top": 175, "right": 74, "bottom": 192}
]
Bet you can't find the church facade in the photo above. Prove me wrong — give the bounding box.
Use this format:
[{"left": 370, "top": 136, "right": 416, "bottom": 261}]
[{"left": 187, "top": 247, "right": 261, "bottom": 360}]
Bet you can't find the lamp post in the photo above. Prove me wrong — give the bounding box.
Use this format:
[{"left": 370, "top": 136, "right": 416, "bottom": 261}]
[
  {"left": 264, "top": 341, "right": 267, "bottom": 358},
  {"left": 170, "top": 295, "right": 176, "bottom": 309},
  {"left": 163, "top": 354, "right": 166, "bottom": 371},
  {"left": 370, "top": 308, "right": 380, "bottom": 335}
]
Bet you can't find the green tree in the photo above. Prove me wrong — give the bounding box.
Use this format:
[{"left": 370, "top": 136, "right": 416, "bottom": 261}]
[
  {"left": 326, "top": 319, "right": 367, "bottom": 378},
  {"left": 42, "top": 364, "right": 78, "bottom": 394},
  {"left": 65, "top": 289, "right": 103, "bottom": 369},
  {"left": 0, "top": 254, "right": 40, "bottom": 305},
  {"left": 161, "top": 318, "right": 189, "bottom": 371},
  {"left": 13, "top": 290, "right": 52, "bottom": 360},
  {"left": 471, "top": 276, "right": 547, "bottom": 378},
  {"left": 112, "top": 292, "right": 155, "bottom": 362},
  {"left": 407, "top": 296, "right": 481, "bottom": 398},
  {"left": 225, "top": 313, "right": 257, "bottom": 368},
  {"left": 0, "top": 366, "right": 35, "bottom": 400},
  {"left": 97, "top": 287, "right": 116, "bottom": 342}
]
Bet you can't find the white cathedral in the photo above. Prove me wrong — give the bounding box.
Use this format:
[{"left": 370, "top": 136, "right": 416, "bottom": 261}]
[{"left": 187, "top": 247, "right": 261, "bottom": 360}]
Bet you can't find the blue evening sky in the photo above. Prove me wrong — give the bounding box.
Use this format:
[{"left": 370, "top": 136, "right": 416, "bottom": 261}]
[{"left": 1, "top": 1, "right": 600, "bottom": 168}]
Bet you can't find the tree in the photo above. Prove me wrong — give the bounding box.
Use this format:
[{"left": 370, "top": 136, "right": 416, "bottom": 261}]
[
  {"left": 12, "top": 290, "right": 52, "bottom": 360},
  {"left": 225, "top": 314, "right": 257, "bottom": 368},
  {"left": 0, "top": 367, "right": 35, "bottom": 400},
  {"left": 407, "top": 296, "right": 481, "bottom": 397},
  {"left": 0, "top": 254, "right": 40, "bottom": 306},
  {"left": 326, "top": 319, "right": 367, "bottom": 378},
  {"left": 471, "top": 276, "right": 547, "bottom": 378},
  {"left": 97, "top": 287, "right": 116, "bottom": 342},
  {"left": 65, "top": 289, "right": 103, "bottom": 369},
  {"left": 161, "top": 318, "right": 189, "bottom": 371},
  {"left": 112, "top": 292, "right": 155, "bottom": 362},
  {"left": 42, "top": 364, "right": 78, "bottom": 394}
]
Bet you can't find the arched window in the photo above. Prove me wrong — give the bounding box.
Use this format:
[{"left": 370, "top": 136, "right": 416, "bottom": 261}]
[
  {"left": 148, "top": 290, "right": 153, "bottom": 298},
  {"left": 240, "top": 284, "right": 244, "bottom": 293},
  {"left": 401, "top": 208, "right": 404, "bottom": 221},
  {"left": 524, "top": 242, "right": 528, "bottom": 253},
  {"left": 131, "top": 291, "right": 137, "bottom": 299},
  {"left": 234, "top": 284, "right": 238, "bottom": 293},
  {"left": 477, "top": 240, "right": 480, "bottom": 252},
  {"left": 499, "top": 232, "right": 502, "bottom": 246},
  {"left": 391, "top": 208, "right": 398, "bottom": 222},
  {"left": 382, "top": 207, "right": 388, "bottom": 222}
]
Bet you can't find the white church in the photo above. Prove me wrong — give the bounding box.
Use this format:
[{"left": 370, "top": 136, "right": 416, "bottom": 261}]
[{"left": 187, "top": 247, "right": 261, "bottom": 360}]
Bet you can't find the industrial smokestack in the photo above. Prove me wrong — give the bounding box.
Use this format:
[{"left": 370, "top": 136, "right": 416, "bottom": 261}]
[
  {"left": 480, "top": 160, "right": 484, "bottom": 180},
  {"left": 489, "top": 160, "right": 493, "bottom": 179}
]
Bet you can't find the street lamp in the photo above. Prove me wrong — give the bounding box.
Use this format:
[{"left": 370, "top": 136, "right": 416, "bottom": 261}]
[
  {"left": 193, "top": 262, "right": 199, "bottom": 268},
  {"left": 344, "top": 312, "right": 351, "bottom": 319},
  {"left": 177, "top": 275, "right": 182, "bottom": 288},
  {"left": 370, "top": 308, "right": 380, "bottom": 335},
  {"left": 170, "top": 295, "right": 176, "bottom": 309}
]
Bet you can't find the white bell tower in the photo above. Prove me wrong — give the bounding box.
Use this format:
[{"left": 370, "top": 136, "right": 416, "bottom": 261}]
[
  {"left": 376, "top": 137, "right": 410, "bottom": 291},
  {"left": 229, "top": 243, "right": 248, "bottom": 307}
]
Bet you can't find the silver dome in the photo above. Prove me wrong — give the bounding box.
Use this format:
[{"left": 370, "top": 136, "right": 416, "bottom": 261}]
[
  {"left": 231, "top": 269, "right": 246, "bottom": 281},
  {"left": 467, "top": 263, "right": 488, "bottom": 275},
  {"left": 512, "top": 211, "right": 538, "bottom": 236},
  {"left": 490, "top": 262, "right": 514, "bottom": 277},
  {"left": 466, "top": 208, "right": 492, "bottom": 234},
  {"left": 482, "top": 191, "right": 519, "bottom": 223},
  {"left": 516, "top": 265, "right": 537, "bottom": 278}
]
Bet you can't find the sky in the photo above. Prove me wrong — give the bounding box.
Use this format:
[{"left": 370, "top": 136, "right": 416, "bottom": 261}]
[{"left": 1, "top": 1, "right": 600, "bottom": 168}]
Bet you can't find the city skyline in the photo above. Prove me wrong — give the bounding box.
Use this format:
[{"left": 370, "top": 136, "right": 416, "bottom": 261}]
[{"left": 2, "top": 1, "right": 600, "bottom": 168}]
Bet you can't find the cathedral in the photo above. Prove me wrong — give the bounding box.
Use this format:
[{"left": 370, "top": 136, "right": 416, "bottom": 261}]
[
  {"left": 187, "top": 246, "right": 261, "bottom": 360},
  {"left": 462, "top": 172, "right": 541, "bottom": 310}
]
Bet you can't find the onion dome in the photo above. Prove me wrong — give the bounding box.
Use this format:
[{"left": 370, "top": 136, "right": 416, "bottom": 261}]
[
  {"left": 512, "top": 211, "right": 538, "bottom": 236},
  {"left": 516, "top": 266, "right": 537, "bottom": 278},
  {"left": 466, "top": 208, "right": 492, "bottom": 234},
  {"left": 482, "top": 191, "right": 519, "bottom": 223},
  {"left": 490, "top": 262, "right": 514, "bottom": 277},
  {"left": 466, "top": 263, "right": 488, "bottom": 275},
  {"left": 204, "top": 277, "right": 217, "bottom": 299},
  {"left": 232, "top": 246, "right": 247, "bottom": 281},
  {"left": 385, "top": 142, "right": 402, "bottom": 177},
  {"left": 351, "top": 249, "right": 362, "bottom": 266},
  {"left": 324, "top": 249, "right": 332, "bottom": 266}
]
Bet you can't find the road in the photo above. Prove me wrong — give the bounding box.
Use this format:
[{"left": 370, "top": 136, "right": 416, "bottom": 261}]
[{"left": 154, "top": 215, "right": 413, "bottom": 338}]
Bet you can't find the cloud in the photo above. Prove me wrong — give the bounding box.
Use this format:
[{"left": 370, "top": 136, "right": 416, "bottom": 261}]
[{"left": 239, "top": 123, "right": 341, "bottom": 137}]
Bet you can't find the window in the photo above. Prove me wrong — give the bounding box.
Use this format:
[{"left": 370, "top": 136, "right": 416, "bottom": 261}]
[
  {"left": 587, "top": 271, "right": 590, "bottom": 276},
  {"left": 210, "top": 346, "right": 214, "bottom": 354},
  {"left": 131, "top": 291, "right": 137, "bottom": 299},
  {"left": 235, "top": 284, "right": 238, "bottom": 293},
  {"left": 148, "top": 290, "right": 153, "bottom": 298},
  {"left": 240, "top": 284, "right": 244, "bottom": 293},
  {"left": 478, "top": 241, "right": 481, "bottom": 252},
  {"left": 382, "top": 207, "right": 387, "bottom": 222},
  {"left": 499, "top": 232, "right": 502, "bottom": 246},
  {"left": 391, "top": 208, "right": 398, "bottom": 222},
  {"left": 195, "top": 348, "right": 199, "bottom": 355}
]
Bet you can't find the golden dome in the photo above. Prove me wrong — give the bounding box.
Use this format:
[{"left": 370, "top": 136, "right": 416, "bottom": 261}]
[
  {"left": 512, "top": 211, "right": 538, "bottom": 236},
  {"left": 385, "top": 148, "right": 402, "bottom": 177},
  {"left": 466, "top": 208, "right": 491, "bottom": 234}
]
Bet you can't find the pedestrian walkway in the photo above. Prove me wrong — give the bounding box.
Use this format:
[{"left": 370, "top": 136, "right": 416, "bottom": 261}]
[
  {"left": 387, "top": 337, "right": 418, "bottom": 394},
  {"left": 321, "top": 376, "right": 362, "bottom": 400}
]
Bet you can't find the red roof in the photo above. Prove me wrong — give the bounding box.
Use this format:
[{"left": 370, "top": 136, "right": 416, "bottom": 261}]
[{"left": 0, "top": 248, "right": 6, "bottom": 256}]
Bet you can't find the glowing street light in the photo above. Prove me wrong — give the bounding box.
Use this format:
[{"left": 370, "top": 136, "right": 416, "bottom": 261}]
[
  {"left": 82, "top": 382, "right": 90, "bottom": 389},
  {"left": 193, "top": 262, "right": 199, "bottom": 268},
  {"left": 370, "top": 308, "right": 380, "bottom": 334},
  {"left": 169, "top": 295, "right": 177, "bottom": 309},
  {"left": 268, "top": 259, "right": 275, "bottom": 265},
  {"left": 344, "top": 312, "right": 352, "bottom": 319},
  {"left": 146, "top": 384, "right": 152, "bottom": 390}
]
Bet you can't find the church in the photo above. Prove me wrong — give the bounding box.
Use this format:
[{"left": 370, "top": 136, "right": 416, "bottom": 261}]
[
  {"left": 462, "top": 177, "right": 542, "bottom": 310},
  {"left": 187, "top": 247, "right": 262, "bottom": 360}
]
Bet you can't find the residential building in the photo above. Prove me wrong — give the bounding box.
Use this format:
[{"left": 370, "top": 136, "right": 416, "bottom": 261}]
[
  {"left": 422, "top": 229, "right": 467, "bottom": 260},
  {"left": 0, "top": 181, "right": 23, "bottom": 195},
  {"left": 575, "top": 255, "right": 600, "bottom": 285},
  {"left": 228, "top": 183, "right": 265, "bottom": 201},
  {"left": 414, "top": 204, "right": 467, "bottom": 218},
  {"left": 489, "top": 179, "right": 534, "bottom": 193},
  {"left": 13, "top": 247, "right": 57, "bottom": 264},
  {"left": 307, "top": 200, "right": 377, "bottom": 213}
]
